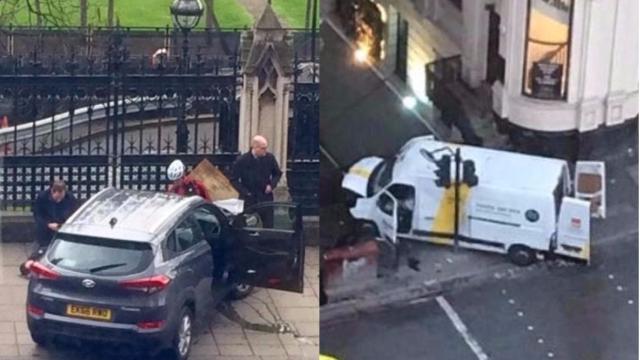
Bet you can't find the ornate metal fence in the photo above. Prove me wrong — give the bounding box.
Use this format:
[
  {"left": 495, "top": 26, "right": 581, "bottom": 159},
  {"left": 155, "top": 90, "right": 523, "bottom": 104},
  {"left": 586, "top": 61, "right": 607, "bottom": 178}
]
[
  {"left": 0, "top": 26, "right": 319, "bottom": 215},
  {"left": 288, "top": 30, "right": 319, "bottom": 216},
  {"left": 0, "top": 27, "right": 241, "bottom": 210}
]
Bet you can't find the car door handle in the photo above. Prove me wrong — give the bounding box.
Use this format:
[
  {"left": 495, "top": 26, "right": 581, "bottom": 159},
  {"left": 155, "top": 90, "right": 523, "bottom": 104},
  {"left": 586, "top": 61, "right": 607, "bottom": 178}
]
[{"left": 247, "top": 232, "right": 260, "bottom": 237}]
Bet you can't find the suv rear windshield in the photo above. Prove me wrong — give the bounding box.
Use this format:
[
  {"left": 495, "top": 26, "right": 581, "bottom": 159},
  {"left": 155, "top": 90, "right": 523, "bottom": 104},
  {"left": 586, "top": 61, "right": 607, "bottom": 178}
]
[{"left": 47, "top": 234, "right": 154, "bottom": 276}]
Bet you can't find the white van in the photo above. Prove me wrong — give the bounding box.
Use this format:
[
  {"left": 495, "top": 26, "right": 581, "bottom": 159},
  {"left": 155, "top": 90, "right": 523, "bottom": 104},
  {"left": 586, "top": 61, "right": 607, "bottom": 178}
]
[{"left": 342, "top": 136, "right": 605, "bottom": 265}]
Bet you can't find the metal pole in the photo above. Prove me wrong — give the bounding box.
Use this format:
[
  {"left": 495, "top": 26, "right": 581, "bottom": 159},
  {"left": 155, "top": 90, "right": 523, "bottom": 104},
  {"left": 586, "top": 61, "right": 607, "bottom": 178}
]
[
  {"left": 454, "top": 147, "right": 460, "bottom": 251},
  {"left": 311, "top": 0, "right": 318, "bottom": 83},
  {"left": 176, "top": 29, "right": 190, "bottom": 153}
]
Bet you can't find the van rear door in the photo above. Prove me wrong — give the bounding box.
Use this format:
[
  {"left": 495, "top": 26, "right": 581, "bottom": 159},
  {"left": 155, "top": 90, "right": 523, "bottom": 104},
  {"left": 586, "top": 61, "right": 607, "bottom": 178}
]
[
  {"left": 556, "top": 197, "right": 591, "bottom": 262},
  {"left": 574, "top": 161, "right": 606, "bottom": 218}
]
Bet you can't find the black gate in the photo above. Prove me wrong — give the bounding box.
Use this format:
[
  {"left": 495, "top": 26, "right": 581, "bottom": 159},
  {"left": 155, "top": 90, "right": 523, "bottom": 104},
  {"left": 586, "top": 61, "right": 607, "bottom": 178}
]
[
  {"left": 288, "top": 31, "right": 319, "bottom": 216},
  {"left": 0, "top": 27, "right": 241, "bottom": 210}
]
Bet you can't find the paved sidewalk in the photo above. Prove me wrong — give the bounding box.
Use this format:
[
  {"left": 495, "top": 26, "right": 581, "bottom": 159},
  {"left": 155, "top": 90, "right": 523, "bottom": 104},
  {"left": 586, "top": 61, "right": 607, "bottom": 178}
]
[
  {"left": 322, "top": 190, "right": 638, "bottom": 325},
  {"left": 0, "top": 244, "right": 319, "bottom": 360}
]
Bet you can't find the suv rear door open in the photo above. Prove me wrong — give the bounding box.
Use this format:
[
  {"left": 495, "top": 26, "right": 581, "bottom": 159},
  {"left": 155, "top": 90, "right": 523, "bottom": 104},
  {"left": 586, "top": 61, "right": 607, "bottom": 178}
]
[{"left": 231, "top": 203, "right": 305, "bottom": 293}]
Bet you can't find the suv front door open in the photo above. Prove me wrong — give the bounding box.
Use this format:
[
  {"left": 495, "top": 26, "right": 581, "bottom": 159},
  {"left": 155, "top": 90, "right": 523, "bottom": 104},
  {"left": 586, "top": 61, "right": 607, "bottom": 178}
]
[{"left": 232, "top": 202, "right": 305, "bottom": 293}]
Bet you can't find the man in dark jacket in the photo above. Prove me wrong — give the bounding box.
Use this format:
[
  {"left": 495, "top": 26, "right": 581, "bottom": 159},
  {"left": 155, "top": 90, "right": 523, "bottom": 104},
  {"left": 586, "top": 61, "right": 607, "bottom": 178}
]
[
  {"left": 19, "top": 180, "right": 77, "bottom": 275},
  {"left": 230, "top": 135, "right": 282, "bottom": 227}
]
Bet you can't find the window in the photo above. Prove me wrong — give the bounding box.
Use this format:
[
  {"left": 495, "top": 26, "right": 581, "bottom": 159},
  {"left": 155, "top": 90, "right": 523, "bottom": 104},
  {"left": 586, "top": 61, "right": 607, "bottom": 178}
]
[
  {"left": 165, "top": 215, "right": 205, "bottom": 257},
  {"left": 193, "top": 206, "right": 222, "bottom": 241},
  {"left": 243, "top": 204, "right": 298, "bottom": 231},
  {"left": 448, "top": 0, "right": 462, "bottom": 10},
  {"left": 522, "top": 0, "right": 573, "bottom": 100},
  {"left": 47, "top": 235, "right": 153, "bottom": 276},
  {"left": 387, "top": 184, "right": 416, "bottom": 211},
  {"left": 368, "top": 158, "right": 395, "bottom": 196},
  {"left": 376, "top": 192, "right": 395, "bottom": 216},
  {"left": 387, "top": 184, "right": 415, "bottom": 233},
  {"left": 338, "top": 0, "right": 386, "bottom": 62}
]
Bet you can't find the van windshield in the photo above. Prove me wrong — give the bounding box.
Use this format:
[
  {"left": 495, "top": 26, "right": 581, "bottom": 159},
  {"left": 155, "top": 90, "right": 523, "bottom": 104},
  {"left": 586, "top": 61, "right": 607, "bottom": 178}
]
[
  {"left": 367, "top": 158, "right": 395, "bottom": 196},
  {"left": 47, "top": 234, "right": 154, "bottom": 276}
]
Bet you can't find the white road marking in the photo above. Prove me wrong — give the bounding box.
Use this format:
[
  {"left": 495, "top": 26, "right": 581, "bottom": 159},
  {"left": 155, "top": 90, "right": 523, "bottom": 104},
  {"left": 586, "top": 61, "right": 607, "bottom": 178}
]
[
  {"left": 547, "top": 352, "right": 555, "bottom": 358},
  {"left": 608, "top": 274, "right": 615, "bottom": 280},
  {"left": 538, "top": 338, "right": 545, "bottom": 344},
  {"left": 517, "top": 311, "right": 524, "bottom": 317},
  {"left": 409, "top": 297, "right": 431, "bottom": 305},
  {"left": 628, "top": 300, "right": 634, "bottom": 305},
  {"left": 616, "top": 285, "right": 624, "bottom": 291},
  {"left": 436, "top": 296, "right": 490, "bottom": 360},
  {"left": 508, "top": 299, "right": 515, "bottom": 304},
  {"left": 527, "top": 325, "right": 534, "bottom": 331}
]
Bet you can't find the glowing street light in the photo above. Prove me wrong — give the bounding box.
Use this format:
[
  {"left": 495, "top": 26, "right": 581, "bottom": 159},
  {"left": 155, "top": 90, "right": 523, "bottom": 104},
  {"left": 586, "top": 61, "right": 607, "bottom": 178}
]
[
  {"left": 354, "top": 48, "right": 368, "bottom": 63},
  {"left": 402, "top": 96, "right": 417, "bottom": 109}
]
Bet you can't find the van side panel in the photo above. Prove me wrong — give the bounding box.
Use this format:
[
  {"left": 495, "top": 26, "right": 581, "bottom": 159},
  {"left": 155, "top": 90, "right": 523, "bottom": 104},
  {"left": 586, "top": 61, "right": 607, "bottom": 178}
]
[{"left": 467, "top": 187, "right": 555, "bottom": 252}]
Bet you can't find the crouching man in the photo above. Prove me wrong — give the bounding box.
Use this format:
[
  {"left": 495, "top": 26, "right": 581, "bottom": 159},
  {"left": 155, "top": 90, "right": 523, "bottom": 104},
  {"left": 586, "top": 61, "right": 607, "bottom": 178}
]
[{"left": 19, "top": 180, "right": 77, "bottom": 275}]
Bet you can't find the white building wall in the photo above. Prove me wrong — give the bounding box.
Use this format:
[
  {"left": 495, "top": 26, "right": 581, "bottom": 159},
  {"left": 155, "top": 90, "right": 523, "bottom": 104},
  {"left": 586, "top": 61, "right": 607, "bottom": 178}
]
[
  {"left": 381, "top": 0, "right": 637, "bottom": 134},
  {"left": 580, "top": 0, "right": 616, "bottom": 101},
  {"left": 487, "top": 0, "right": 638, "bottom": 133},
  {"left": 608, "top": 0, "right": 639, "bottom": 124},
  {"left": 376, "top": 0, "right": 461, "bottom": 101},
  {"left": 461, "top": 0, "right": 487, "bottom": 87}
]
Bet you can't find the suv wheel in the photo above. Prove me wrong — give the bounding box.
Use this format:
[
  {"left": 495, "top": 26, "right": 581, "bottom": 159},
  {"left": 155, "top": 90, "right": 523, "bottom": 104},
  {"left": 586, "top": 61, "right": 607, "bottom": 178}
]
[
  {"left": 172, "top": 307, "right": 194, "bottom": 360},
  {"left": 30, "top": 331, "right": 47, "bottom": 347},
  {"left": 228, "top": 283, "right": 254, "bottom": 300}
]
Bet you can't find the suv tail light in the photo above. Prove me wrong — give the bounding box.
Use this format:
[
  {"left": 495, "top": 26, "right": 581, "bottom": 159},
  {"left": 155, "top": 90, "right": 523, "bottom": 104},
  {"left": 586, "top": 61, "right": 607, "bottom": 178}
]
[
  {"left": 29, "top": 262, "right": 60, "bottom": 280},
  {"left": 137, "top": 320, "right": 166, "bottom": 330},
  {"left": 119, "top": 275, "right": 171, "bottom": 294},
  {"left": 27, "top": 304, "right": 44, "bottom": 318}
]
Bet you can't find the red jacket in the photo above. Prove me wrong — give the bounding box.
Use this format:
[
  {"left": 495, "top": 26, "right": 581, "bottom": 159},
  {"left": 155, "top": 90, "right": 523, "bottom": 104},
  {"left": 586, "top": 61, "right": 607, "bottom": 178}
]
[{"left": 167, "top": 175, "right": 211, "bottom": 201}]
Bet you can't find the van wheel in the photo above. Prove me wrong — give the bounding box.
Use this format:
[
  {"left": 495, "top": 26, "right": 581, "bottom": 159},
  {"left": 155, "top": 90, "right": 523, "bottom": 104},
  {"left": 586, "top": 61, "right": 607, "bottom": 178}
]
[
  {"left": 228, "top": 283, "right": 254, "bottom": 300},
  {"left": 508, "top": 245, "right": 536, "bottom": 266},
  {"left": 171, "top": 307, "right": 194, "bottom": 360},
  {"left": 30, "top": 331, "right": 47, "bottom": 347},
  {"left": 357, "top": 221, "right": 379, "bottom": 238}
]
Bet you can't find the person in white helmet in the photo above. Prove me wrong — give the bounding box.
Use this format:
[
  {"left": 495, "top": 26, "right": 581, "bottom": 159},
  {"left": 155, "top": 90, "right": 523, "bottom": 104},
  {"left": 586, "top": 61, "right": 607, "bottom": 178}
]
[{"left": 166, "top": 159, "right": 211, "bottom": 201}]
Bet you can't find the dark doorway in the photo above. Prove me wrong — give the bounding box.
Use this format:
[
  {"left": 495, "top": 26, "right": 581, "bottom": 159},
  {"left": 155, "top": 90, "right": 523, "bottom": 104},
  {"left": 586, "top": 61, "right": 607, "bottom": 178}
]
[
  {"left": 395, "top": 14, "right": 409, "bottom": 82},
  {"left": 486, "top": 7, "right": 504, "bottom": 84}
]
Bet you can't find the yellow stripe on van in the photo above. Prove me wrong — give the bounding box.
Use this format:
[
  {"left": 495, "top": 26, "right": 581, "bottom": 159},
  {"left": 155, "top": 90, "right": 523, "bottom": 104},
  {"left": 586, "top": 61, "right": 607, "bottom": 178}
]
[
  {"left": 349, "top": 166, "right": 372, "bottom": 178},
  {"left": 320, "top": 355, "right": 339, "bottom": 360},
  {"left": 429, "top": 183, "right": 471, "bottom": 245},
  {"left": 580, "top": 243, "right": 590, "bottom": 263}
]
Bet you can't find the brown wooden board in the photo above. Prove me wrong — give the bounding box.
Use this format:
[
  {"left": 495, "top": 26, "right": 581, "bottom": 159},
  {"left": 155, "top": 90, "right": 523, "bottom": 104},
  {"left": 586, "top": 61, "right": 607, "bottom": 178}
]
[{"left": 190, "top": 159, "right": 239, "bottom": 201}]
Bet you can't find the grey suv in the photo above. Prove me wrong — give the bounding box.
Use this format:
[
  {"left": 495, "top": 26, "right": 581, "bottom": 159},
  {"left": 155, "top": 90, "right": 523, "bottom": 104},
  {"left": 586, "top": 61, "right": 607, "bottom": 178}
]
[{"left": 26, "top": 188, "right": 305, "bottom": 360}]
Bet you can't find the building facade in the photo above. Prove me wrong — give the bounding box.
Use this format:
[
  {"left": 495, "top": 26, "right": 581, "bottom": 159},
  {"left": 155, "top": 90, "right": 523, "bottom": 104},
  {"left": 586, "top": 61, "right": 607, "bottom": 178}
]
[{"left": 338, "top": 0, "right": 638, "bottom": 159}]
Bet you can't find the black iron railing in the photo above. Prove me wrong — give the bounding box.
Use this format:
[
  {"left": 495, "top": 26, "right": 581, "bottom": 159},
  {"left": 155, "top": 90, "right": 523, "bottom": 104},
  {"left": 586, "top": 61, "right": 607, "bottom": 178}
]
[{"left": 0, "top": 27, "right": 319, "bottom": 214}]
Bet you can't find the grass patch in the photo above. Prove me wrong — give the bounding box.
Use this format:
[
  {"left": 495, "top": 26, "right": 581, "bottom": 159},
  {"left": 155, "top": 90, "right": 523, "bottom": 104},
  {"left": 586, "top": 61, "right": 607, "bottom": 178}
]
[
  {"left": 212, "top": 0, "right": 253, "bottom": 29},
  {"left": 6, "top": 0, "right": 253, "bottom": 29},
  {"left": 271, "top": 0, "right": 318, "bottom": 29}
]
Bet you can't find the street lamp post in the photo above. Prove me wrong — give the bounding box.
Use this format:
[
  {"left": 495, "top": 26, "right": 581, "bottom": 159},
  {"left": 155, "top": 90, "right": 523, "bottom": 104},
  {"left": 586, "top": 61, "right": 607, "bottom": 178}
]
[
  {"left": 170, "top": 0, "right": 204, "bottom": 153},
  {"left": 453, "top": 147, "right": 461, "bottom": 251}
]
